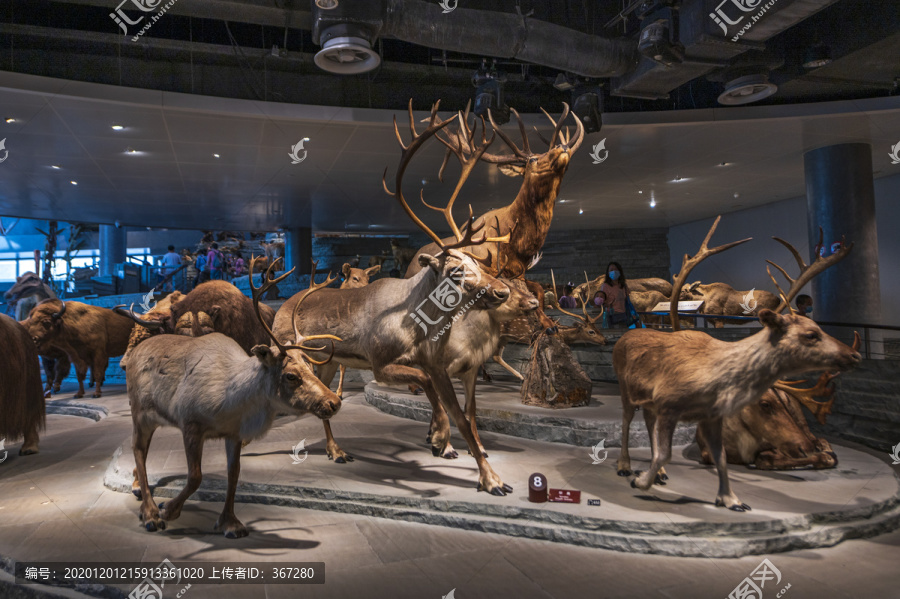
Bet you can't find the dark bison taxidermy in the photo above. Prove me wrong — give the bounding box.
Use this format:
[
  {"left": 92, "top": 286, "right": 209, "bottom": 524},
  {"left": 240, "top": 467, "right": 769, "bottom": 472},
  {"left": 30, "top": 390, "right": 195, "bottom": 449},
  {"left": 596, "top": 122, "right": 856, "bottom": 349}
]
[{"left": 0, "top": 313, "right": 45, "bottom": 455}]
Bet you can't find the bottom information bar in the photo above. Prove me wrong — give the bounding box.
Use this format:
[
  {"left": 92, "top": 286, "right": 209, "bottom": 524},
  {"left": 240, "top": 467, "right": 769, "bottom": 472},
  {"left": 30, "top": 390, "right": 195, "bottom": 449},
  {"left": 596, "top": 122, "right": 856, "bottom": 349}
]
[{"left": 15, "top": 561, "right": 325, "bottom": 585}]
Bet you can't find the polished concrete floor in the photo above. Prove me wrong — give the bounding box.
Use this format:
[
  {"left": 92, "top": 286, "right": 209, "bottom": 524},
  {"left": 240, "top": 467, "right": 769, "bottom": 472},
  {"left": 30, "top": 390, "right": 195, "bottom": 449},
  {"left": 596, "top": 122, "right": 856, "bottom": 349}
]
[{"left": 0, "top": 382, "right": 897, "bottom": 599}]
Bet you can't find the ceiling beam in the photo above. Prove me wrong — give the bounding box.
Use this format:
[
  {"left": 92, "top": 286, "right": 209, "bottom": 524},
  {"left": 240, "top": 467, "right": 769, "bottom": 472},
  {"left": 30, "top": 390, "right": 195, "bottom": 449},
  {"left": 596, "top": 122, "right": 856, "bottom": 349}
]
[{"left": 49, "top": 0, "right": 313, "bottom": 30}]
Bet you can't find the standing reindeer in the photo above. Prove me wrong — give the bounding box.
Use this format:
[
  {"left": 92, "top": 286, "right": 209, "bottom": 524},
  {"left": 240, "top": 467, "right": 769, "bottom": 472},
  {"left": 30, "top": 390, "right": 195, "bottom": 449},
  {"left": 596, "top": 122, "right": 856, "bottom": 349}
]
[
  {"left": 614, "top": 218, "right": 860, "bottom": 511},
  {"left": 405, "top": 101, "right": 585, "bottom": 279},
  {"left": 127, "top": 260, "right": 342, "bottom": 538},
  {"left": 274, "top": 101, "right": 518, "bottom": 495}
]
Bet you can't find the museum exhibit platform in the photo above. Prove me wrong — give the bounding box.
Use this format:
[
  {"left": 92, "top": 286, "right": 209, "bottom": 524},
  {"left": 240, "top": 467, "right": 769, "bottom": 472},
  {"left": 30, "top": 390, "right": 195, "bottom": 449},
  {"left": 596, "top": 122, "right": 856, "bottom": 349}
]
[{"left": 98, "top": 382, "right": 900, "bottom": 559}]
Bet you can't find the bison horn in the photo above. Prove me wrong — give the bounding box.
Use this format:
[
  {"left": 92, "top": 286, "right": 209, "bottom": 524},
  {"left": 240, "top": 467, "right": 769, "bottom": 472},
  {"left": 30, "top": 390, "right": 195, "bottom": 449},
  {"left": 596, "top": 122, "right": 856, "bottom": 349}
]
[{"left": 51, "top": 301, "right": 66, "bottom": 320}]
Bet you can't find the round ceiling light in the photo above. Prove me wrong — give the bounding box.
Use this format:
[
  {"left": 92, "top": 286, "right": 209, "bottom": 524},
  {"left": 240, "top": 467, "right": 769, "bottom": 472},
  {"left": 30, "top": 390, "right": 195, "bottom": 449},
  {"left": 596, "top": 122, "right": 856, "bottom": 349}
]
[
  {"left": 717, "top": 74, "right": 777, "bottom": 106},
  {"left": 314, "top": 36, "right": 381, "bottom": 75},
  {"left": 315, "top": 0, "right": 338, "bottom": 8}
]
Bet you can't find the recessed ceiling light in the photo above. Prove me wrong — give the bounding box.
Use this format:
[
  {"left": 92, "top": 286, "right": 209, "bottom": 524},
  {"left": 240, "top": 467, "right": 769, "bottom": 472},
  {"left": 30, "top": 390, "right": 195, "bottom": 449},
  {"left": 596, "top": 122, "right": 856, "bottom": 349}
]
[
  {"left": 5, "top": 118, "right": 15, "bottom": 124},
  {"left": 734, "top": 192, "right": 740, "bottom": 198},
  {"left": 718, "top": 161, "right": 732, "bottom": 167},
  {"left": 674, "top": 176, "right": 683, "bottom": 182},
  {"left": 650, "top": 198, "right": 657, "bottom": 208},
  {"left": 578, "top": 208, "right": 584, "bottom": 215},
  {"left": 111, "top": 125, "right": 124, "bottom": 130},
  {"left": 213, "top": 153, "right": 220, "bottom": 158},
  {"left": 637, "top": 190, "right": 643, "bottom": 194},
  {"left": 51, "top": 165, "right": 61, "bottom": 169},
  {"left": 127, "top": 147, "right": 137, "bottom": 154},
  {"left": 71, "top": 181, "right": 78, "bottom": 185}
]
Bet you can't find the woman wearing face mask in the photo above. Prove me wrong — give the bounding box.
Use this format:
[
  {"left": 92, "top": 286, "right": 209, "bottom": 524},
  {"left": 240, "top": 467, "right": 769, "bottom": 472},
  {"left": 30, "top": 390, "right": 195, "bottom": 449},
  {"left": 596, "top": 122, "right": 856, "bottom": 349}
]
[
  {"left": 796, "top": 294, "right": 814, "bottom": 318},
  {"left": 596, "top": 262, "right": 641, "bottom": 328}
]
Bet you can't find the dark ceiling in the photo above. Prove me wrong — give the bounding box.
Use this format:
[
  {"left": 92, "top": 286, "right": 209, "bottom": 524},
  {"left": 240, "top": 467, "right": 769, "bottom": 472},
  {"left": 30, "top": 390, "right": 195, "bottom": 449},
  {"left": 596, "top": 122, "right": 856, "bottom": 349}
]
[{"left": 1, "top": 0, "right": 897, "bottom": 114}]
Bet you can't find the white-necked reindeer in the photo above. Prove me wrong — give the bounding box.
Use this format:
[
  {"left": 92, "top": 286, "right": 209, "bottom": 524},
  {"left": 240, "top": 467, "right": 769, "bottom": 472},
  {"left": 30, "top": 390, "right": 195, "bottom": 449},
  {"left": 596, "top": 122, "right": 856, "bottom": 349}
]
[
  {"left": 274, "top": 101, "right": 519, "bottom": 495},
  {"left": 614, "top": 218, "right": 860, "bottom": 511},
  {"left": 127, "top": 261, "right": 342, "bottom": 537}
]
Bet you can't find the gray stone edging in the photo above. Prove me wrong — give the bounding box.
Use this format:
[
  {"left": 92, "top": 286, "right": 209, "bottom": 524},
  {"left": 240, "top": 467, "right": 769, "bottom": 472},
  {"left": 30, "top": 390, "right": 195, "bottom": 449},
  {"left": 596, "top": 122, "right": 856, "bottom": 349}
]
[
  {"left": 102, "top": 446, "right": 900, "bottom": 559},
  {"left": 45, "top": 402, "right": 109, "bottom": 422},
  {"left": 364, "top": 383, "right": 696, "bottom": 448}
]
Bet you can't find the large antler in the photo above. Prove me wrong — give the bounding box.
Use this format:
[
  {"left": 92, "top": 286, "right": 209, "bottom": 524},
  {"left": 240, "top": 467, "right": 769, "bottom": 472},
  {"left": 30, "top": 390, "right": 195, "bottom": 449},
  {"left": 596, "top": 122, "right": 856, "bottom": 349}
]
[
  {"left": 771, "top": 331, "right": 860, "bottom": 425},
  {"left": 551, "top": 269, "right": 602, "bottom": 328},
  {"left": 670, "top": 215, "right": 752, "bottom": 331},
  {"left": 383, "top": 100, "right": 511, "bottom": 254},
  {"left": 766, "top": 227, "right": 854, "bottom": 313},
  {"left": 249, "top": 256, "right": 340, "bottom": 363}
]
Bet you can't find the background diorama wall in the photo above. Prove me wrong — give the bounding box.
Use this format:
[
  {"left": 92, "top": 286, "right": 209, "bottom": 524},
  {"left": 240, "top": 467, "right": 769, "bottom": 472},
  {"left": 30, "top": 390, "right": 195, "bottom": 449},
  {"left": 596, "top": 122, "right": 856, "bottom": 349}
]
[{"left": 669, "top": 172, "right": 900, "bottom": 326}]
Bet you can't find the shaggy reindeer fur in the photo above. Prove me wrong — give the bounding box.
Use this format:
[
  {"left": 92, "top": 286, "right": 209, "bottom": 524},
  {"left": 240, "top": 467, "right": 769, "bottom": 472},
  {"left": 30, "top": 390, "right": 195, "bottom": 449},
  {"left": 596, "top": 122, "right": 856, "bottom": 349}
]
[
  {"left": 0, "top": 314, "right": 45, "bottom": 455},
  {"left": 685, "top": 282, "right": 780, "bottom": 327},
  {"left": 128, "top": 332, "right": 341, "bottom": 538},
  {"left": 614, "top": 310, "right": 859, "bottom": 511},
  {"left": 275, "top": 251, "right": 516, "bottom": 495},
  {"left": 23, "top": 300, "right": 134, "bottom": 398}
]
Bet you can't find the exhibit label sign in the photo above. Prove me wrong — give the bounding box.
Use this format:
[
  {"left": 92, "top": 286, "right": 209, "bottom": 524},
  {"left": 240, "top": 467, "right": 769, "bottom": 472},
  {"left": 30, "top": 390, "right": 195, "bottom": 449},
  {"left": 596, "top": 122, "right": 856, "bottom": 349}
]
[
  {"left": 548, "top": 489, "right": 581, "bottom": 503},
  {"left": 650, "top": 300, "right": 704, "bottom": 312}
]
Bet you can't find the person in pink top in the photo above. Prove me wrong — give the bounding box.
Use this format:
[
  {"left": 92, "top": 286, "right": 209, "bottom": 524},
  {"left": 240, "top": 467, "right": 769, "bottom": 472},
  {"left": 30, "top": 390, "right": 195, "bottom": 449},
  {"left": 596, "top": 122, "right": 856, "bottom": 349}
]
[
  {"left": 596, "top": 261, "right": 632, "bottom": 327},
  {"left": 207, "top": 242, "right": 225, "bottom": 281}
]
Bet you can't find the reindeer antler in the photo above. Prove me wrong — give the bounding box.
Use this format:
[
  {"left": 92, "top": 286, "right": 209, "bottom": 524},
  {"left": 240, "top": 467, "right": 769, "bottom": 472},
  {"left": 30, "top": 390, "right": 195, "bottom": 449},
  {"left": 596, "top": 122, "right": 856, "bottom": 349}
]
[
  {"left": 551, "top": 269, "right": 602, "bottom": 327},
  {"left": 771, "top": 332, "right": 859, "bottom": 424},
  {"left": 670, "top": 215, "right": 752, "bottom": 331},
  {"left": 766, "top": 227, "right": 854, "bottom": 313},
  {"left": 384, "top": 99, "right": 512, "bottom": 255},
  {"left": 249, "top": 256, "right": 341, "bottom": 364}
]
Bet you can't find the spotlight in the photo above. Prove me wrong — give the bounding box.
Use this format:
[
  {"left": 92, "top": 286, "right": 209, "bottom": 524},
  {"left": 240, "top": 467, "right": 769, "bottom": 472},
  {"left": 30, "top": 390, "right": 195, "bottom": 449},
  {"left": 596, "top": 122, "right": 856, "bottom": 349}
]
[
  {"left": 111, "top": 125, "right": 124, "bottom": 130},
  {"left": 571, "top": 88, "right": 603, "bottom": 134},
  {"left": 553, "top": 73, "right": 575, "bottom": 92},
  {"left": 637, "top": 8, "right": 684, "bottom": 67},
  {"left": 472, "top": 60, "right": 509, "bottom": 125}
]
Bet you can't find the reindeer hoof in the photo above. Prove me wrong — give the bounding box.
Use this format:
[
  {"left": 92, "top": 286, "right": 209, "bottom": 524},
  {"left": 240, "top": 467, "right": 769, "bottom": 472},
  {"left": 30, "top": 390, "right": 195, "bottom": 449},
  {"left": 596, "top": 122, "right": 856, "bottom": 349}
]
[
  {"left": 467, "top": 450, "right": 489, "bottom": 458},
  {"left": 617, "top": 469, "right": 632, "bottom": 477},
  {"left": 659, "top": 472, "right": 669, "bottom": 481},
  {"left": 630, "top": 479, "right": 638, "bottom": 489},
  {"left": 18, "top": 447, "right": 38, "bottom": 456},
  {"left": 92, "top": 392, "right": 102, "bottom": 398},
  {"left": 654, "top": 474, "right": 667, "bottom": 486},
  {"left": 132, "top": 488, "right": 142, "bottom": 500},
  {"left": 502, "top": 483, "right": 513, "bottom": 493},
  {"left": 729, "top": 503, "right": 752, "bottom": 512}
]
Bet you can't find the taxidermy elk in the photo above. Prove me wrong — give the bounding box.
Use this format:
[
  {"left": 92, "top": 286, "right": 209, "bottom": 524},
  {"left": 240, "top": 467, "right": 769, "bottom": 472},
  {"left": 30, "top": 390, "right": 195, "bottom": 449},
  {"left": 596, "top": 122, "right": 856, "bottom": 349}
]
[
  {"left": 274, "top": 101, "right": 517, "bottom": 495},
  {"left": 684, "top": 281, "right": 780, "bottom": 327},
  {"left": 116, "top": 281, "right": 277, "bottom": 368},
  {"left": 23, "top": 300, "right": 134, "bottom": 398},
  {"left": 696, "top": 366, "right": 855, "bottom": 470},
  {"left": 405, "top": 100, "right": 585, "bottom": 279},
  {"left": 0, "top": 313, "right": 45, "bottom": 456},
  {"left": 614, "top": 217, "right": 860, "bottom": 511},
  {"left": 128, "top": 261, "right": 342, "bottom": 538}
]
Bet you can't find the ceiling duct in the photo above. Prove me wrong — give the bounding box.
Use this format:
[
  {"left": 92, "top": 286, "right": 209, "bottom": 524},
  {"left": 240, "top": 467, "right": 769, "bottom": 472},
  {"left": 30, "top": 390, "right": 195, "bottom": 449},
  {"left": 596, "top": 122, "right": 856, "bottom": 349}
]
[
  {"left": 312, "top": 0, "right": 384, "bottom": 74},
  {"left": 717, "top": 73, "right": 777, "bottom": 105}
]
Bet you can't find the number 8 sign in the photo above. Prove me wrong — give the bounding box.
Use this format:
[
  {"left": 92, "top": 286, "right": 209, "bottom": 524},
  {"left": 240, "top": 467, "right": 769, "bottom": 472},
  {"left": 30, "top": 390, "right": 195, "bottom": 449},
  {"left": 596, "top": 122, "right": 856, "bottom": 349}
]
[{"left": 528, "top": 472, "right": 548, "bottom": 503}]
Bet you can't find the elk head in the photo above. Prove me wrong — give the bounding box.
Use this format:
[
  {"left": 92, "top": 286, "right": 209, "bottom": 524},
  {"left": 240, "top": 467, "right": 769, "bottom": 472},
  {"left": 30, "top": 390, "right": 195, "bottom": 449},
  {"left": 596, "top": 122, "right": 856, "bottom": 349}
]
[
  {"left": 340, "top": 264, "right": 381, "bottom": 289},
  {"left": 21, "top": 299, "right": 67, "bottom": 349},
  {"left": 249, "top": 257, "right": 343, "bottom": 419},
  {"left": 4, "top": 271, "right": 43, "bottom": 301}
]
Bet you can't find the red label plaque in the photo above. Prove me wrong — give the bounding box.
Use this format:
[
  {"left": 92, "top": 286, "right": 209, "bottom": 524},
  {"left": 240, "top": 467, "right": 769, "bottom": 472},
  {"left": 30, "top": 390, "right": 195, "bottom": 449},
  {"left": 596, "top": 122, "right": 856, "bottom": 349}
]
[{"left": 548, "top": 489, "right": 581, "bottom": 503}]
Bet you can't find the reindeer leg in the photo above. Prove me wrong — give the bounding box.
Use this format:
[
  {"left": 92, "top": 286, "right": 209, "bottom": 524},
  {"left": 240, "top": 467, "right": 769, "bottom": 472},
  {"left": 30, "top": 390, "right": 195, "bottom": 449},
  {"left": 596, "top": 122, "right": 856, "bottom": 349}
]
[
  {"left": 158, "top": 422, "right": 204, "bottom": 522},
  {"left": 132, "top": 421, "right": 164, "bottom": 531},
  {"left": 214, "top": 437, "right": 249, "bottom": 539},
  {"left": 493, "top": 347, "right": 525, "bottom": 381},
  {"left": 480, "top": 364, "right": 492, "bottom": 383},
  {"left": 631, "top": 413, "right": 676, "bottom": 491},
  {"left": 461, "top": 369, "right": 486, "bottom": 457},
  {"left": 617, "top": 398, "right": 636, "bottom": 477},
  {"left": 376, "top": 364, "right": 456, "bottom": 459},
  {"left": 317, "top": 362, "right": 353, "bottom": 463},
  {"left": 641, "top": 407, "right": 667, "bottom": 484},
  {"left": 427, "top": 367, "right": 511, "bottom": 496},
  {"left": 699, "top": 417, "right": 750, "bottom": 511}
]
